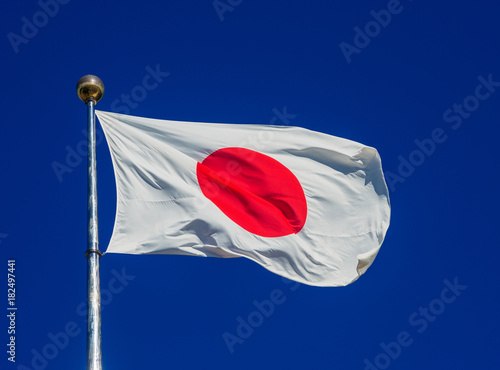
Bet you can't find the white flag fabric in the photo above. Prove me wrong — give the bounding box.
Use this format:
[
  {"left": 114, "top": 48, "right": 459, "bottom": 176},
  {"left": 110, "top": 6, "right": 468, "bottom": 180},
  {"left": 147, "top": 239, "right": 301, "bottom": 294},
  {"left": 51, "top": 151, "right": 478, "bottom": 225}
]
[{"left": 96, "top": 110, "right": 390, "bottom": 287}]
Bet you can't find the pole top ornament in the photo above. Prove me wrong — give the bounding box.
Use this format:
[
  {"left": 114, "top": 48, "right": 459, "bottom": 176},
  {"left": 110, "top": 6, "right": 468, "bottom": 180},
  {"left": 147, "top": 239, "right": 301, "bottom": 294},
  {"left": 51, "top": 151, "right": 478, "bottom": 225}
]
[{"left": 76, "top": 75, "right": 104, "bottom": 104}]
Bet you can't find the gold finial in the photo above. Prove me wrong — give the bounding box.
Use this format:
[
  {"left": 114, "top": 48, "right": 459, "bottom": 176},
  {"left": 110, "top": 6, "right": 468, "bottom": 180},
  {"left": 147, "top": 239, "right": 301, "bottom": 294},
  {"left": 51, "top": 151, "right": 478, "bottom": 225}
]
[{"left": 76, "top": 75, "right": 105, "bottom": 104}]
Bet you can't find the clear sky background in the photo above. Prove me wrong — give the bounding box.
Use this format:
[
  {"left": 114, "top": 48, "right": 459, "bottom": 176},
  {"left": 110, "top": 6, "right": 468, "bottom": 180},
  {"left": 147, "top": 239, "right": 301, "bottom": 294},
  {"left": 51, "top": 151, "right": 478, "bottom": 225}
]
[{"left": 1, "top": 1, "right": 499, "bottom": 369}]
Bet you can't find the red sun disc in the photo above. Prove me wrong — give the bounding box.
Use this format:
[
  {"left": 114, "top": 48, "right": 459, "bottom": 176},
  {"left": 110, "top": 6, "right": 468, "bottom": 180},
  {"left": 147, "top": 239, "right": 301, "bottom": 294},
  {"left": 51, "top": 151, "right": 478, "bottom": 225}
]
[{"left": 196, "top": 147, "right": 307, "bottom": 237}]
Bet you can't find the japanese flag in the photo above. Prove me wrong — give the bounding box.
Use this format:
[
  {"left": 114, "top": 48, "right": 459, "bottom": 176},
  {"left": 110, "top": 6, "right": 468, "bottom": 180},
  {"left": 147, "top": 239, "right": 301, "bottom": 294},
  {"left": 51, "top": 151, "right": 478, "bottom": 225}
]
[{"left": 96, "top": 110, "right": 390, "bottom": 287}]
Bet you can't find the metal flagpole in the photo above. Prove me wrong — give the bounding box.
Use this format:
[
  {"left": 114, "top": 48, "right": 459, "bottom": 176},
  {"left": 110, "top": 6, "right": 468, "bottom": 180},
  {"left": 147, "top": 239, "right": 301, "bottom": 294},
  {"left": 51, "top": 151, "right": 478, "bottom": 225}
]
[{"left": 76, "top": 75, "right": 105, "bottom": 370}]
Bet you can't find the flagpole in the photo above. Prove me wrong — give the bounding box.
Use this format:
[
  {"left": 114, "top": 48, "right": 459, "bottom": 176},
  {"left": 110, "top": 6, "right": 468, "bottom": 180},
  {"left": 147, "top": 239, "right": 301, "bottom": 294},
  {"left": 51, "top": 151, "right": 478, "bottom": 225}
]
[{"left": 77, "top": 75, "right": 105, "bottom": 370}]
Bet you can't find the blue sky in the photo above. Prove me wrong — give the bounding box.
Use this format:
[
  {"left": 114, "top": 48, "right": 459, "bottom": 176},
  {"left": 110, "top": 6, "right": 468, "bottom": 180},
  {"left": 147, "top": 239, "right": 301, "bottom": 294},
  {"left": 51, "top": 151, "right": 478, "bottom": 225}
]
[{"left": 1, "top": 0, "right": 500, "bottom": 369}]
